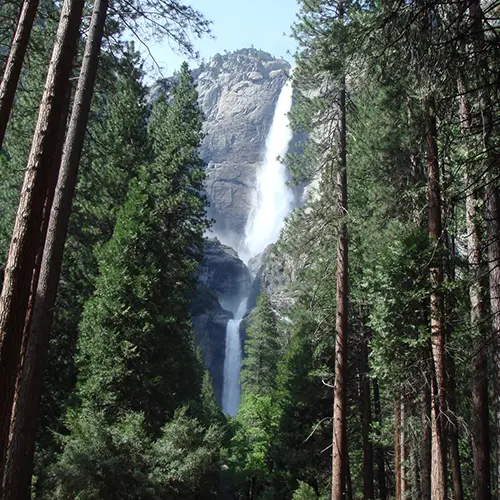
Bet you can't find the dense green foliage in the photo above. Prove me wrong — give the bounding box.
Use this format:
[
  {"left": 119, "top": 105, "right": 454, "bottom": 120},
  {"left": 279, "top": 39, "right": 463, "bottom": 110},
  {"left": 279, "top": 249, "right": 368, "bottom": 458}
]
[
  {"left": 76, "top": 65, "right": 208, "bottom": 427},
  {"left": 51, "top": 63, "right": 225, "bottom": 499},
  {"left": 224, "top": 1, "right": 500, "bottom": 500},
  {"left": 0, "top": 2, "right": 224, "bottom": 491},
  {"left": 1, "top": 0, "right": 500, "bottom": 498}
]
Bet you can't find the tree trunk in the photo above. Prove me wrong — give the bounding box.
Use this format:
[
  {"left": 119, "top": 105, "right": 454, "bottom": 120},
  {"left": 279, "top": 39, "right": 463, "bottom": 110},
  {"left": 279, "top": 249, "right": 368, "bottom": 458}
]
[
  {"left": 373, "top": 379, "right": 387, "bottom": 500},
  {"left": 448, "top": 354, "right": 463, "bottom": 500},
  {"left": 395, "top": 395, "right": 406, "bottom": 500},
  {"left": 458, "top": 63, "right": 492, "bottom": 500},
  {"left": 0, "top": 0, "right": 39, "bottom": 150},
  {"left": 442, "top": 178, "right": 463, "bottom": 500},
  {"left": 331, "top": 55, "right": 348, "bottom": 500},
  {"left": 467, "top": 159, "right": 492, "bottom": 500},
  {"left": 1, "top": 82, "right": 71, "bottom": 496},
  {"left": 0, "top": 0, "right": 84, "bottom": 485},
  {"left": 359, "top": 324, "right": 374, "bottom": 500},
  {"left": 483, "top": 121, "right": 500, "bottom": 500},
  {"left": 394, "top": 396, "right": 401, "bottom": 500},
  {"left": 400, "top": 398, "right": 406, "bottom": 499},
  {"left": 249, "top": 477, "right": 256, "bottom": 500},
  {"left": 2, "top": 86, "right": 72, "bottom": 499},
  {"left": 471, "top": 345, "right": 491, "bottom": 500},
  {"left": 2, "top": 0, "right": 107, "bottom": 495},
  {"left": 467, "top": 1, "right": 500, "bottom": 493},
  {"left": 420, "top": 383, "right": 432, "bottom": 500},
  {"left": 424, "top": 92, "right": 447, "bottom": 500},
  {"left": 420, "top": 383, "right": 431, "bottom": 500}
]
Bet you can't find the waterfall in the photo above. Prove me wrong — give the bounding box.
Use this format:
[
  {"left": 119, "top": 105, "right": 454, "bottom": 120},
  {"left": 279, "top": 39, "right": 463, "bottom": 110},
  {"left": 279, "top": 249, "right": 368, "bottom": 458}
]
[
  {"left": 222, "top": 297, "right": 248, "bottom": 416},
  {"left": 242, "top": 75, "right": 295, "bottom": 261},
  {"left": 222, "top": 74, "right": 295, "bottom": 416}
]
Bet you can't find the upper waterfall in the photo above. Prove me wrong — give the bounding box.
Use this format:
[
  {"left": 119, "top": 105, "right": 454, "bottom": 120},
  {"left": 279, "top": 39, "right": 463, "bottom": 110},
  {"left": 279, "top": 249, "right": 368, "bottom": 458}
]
[{"left": 242, "top": 75, "right": 295, "bottom": 261}]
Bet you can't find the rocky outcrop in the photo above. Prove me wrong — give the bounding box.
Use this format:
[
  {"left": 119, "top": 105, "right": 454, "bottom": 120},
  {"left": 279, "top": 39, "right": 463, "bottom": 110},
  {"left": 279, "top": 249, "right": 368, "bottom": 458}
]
[
  {"left": 197, "top": 238, "right": 251, "bottom": 312},
  {"left": 190, "top": 287, "right": 231, "bottom": 404},
  {"left": 248, "top": 243, "right": 299, "bottom": 313},
  {"left": 150, "top": 49, "right": 292, "bottom": 251}
]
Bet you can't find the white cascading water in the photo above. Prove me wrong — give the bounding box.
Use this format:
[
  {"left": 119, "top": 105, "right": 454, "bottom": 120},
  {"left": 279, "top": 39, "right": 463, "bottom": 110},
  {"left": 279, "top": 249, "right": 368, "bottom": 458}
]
[
  {"left": 242, "top": 75, "right": 295, "bottom": 260},
  {"left": 222, "top": 75, "right": 295, "bottom": 416},
  {"left": 222, "top": 297, "right": 248, "bottom": 416}
]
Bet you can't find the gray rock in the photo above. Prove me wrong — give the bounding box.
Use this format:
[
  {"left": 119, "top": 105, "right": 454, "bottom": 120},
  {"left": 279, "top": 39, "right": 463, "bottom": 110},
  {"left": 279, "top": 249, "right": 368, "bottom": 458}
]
[
  {"left": 150, "top": 49, "right": 301, "bottom": 249},
  {"left": 197, "top": 238, "right": 251, "bottom": 312},
  {"left": 190, "top": 287, "right": 231, "bottom": 404},
  {"left": 195, "top": 49, "right": 291, "bottom": 247},
  {"left": 248, "top": 242, "right": 299, "bottom": 314}
]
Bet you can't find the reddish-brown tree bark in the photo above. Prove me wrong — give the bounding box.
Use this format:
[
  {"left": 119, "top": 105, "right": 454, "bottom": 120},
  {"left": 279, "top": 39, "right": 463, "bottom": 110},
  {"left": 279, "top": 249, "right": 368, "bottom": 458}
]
[
  {"left": 331, "top": 60, "right": 348, "bottom": 500},
  {"left": 394, "top": 396, "right": 406, "bottom": 500},
  {"left": 0, "top": 0, "right": 39, "bottom": 149},
  {"left": 394, "top": 397, "right": 401, "bottom": 500},
  {"left": 359, "top": 323, "right": 374, "bottom": 500},
  {"left": 2, "top": 87, "right": 72, "bottom": 499},
  {"left": 447, "top": 353, "right": 463, "bottom": 500},
  {"left": 0, "top": 0, "right": 84, "bottom": 486},
  {"left": 373, "top": 379, "right": 387, "bottom": 500},
  {"left": 458, "top": 75, "right": 492, "bottom": 500},
  {"left": 421, "top": 382, "right": 431, "bottom": 500},
  {"left": 2, "top": 0, "right": 108, "bottom": 495},
  {"left": 424, "top": 92, "right": 447, "bottom": 500}
]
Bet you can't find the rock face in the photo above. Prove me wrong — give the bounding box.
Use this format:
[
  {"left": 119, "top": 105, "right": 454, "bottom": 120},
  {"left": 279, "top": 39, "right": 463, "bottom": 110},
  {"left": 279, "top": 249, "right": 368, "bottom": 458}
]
[
  {"left": 192, "top": 239, "right": 251, "bottom": 403},
  {"left": 248, "top": 242, "right": 299, "bottom": 316},
  {"left": 194, "top": 49, "right": 291, "bottom": 249},
  {"left": 191, "top": 287, "right": 231, "bottom": 405},
  {"left": 197, "top": 238, "right": 252, "bottom": 312}
]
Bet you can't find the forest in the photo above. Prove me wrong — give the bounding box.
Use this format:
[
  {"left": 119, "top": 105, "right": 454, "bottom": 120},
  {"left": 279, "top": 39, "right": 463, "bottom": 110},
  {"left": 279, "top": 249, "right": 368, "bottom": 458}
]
[{"left": 0, "top": 0, "right": 499, "bottom": 498}]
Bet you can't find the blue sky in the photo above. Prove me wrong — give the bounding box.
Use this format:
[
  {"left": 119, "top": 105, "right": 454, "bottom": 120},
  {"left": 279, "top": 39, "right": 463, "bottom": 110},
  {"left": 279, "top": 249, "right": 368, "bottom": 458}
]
[{"left": 139, "top": 0, "right": 299, "bottom": 79}]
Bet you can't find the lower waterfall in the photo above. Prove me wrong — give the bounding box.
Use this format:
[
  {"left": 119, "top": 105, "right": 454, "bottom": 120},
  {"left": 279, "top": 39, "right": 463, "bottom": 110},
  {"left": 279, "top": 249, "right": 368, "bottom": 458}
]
[{"left": 222, "top": 297, "right": 248, "bottom": 416}]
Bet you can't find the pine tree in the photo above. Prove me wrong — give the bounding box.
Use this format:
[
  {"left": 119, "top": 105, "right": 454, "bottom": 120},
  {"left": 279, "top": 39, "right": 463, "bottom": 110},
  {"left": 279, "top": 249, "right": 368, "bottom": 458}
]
[
  {"left": 458, "top": 74, "right": 492, "bottom": 500},
  {"left": 52, "top": 63, "right": 223, "bottom": 499},
  {"left": 31, "top": 50, "right": 150, "bottom": 497},
  {"left": 292, "top": 1, "right": 354, "bottom": 495},
  {"left": 3, "top": 0, "right": 108, "bottom": 490},
  {"left": 3, "top": 48, "right": 149, "bottom": 498},
  {"left": 240, "top": 292, "right": 279, "bottom": 395},
  {"left": 75, "top": 63, "right": 208, "bottom": 429}
]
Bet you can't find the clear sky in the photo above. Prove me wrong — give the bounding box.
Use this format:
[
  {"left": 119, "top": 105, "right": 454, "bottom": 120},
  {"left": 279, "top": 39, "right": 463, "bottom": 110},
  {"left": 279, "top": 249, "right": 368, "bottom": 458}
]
[{"left": 139, "top": 0, "right": 299, "bottom": 79}]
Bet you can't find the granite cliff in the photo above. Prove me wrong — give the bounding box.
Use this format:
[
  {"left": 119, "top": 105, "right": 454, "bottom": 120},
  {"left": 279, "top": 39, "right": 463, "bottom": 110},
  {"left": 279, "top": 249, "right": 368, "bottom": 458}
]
[{"left": 195, "top": 49, "right": 291, "bottom": 250}]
